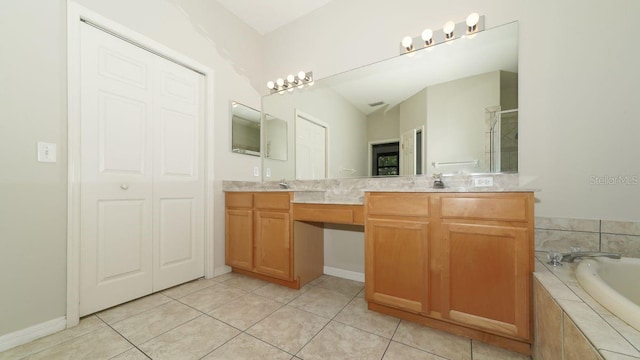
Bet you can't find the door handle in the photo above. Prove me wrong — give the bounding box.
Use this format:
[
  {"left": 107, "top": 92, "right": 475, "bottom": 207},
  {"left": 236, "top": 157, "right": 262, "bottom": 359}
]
[{"left": 120, "top": 184, "right": 129, "bottom": 190}]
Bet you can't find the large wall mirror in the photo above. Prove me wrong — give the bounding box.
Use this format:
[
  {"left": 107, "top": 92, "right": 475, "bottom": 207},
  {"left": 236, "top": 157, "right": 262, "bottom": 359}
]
[
  {"left": 262, "top": 21, "right": 518, "bottom": 181},
  {"left": 231, "top": 101, "right": 261, "bottom": 156}
]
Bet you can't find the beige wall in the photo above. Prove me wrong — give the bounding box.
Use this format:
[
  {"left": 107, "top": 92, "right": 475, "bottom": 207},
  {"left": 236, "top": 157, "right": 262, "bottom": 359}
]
[
  {"left": 0, "top": 0, "right": 263, "bottom": 337},
  {"left": 399, "top": 88, "right": 427, "bottom": 134},
  {"left": 367, "top": 106, "right": 400, "bottom": 144}
]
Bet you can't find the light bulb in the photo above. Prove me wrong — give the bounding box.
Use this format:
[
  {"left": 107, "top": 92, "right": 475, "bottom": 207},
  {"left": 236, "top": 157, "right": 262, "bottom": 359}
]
[
  {"left": 287, "top": 74, "right": 295, "bottom": 83},
  {"left": 401, "top": 36, "right": 413, "bottom": 51},
  {"left": 297, "top": 71, "right": 306, "bottom": 81},
  {"left": 276, "top": 78, "right": 284, "bottom": 87},
  {"left": 466, "top": 12, "right": 480, "bottom": 28},
  {"left": 231, "top": 101, "right": 238, "bottom": 107},
  {"left": 421, "top": 29, "right": 433, "bottom": 46},
  {"left": 267, "top": 81, "right": 275, "bottom": 90},
  {"left": 444, "top": 21, "right": 455, "bottom": 39}
]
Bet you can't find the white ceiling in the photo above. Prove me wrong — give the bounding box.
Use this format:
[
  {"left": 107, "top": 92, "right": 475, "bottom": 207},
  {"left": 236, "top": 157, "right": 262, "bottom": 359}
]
[{"left": 216, "top": 0, "right": 334, "bottom": 35}]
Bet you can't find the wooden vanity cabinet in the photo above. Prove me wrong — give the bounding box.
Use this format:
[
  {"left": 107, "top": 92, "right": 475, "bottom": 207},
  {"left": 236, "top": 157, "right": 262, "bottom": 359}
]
[
  {"left": 439, "top": 193, "right": 533, "bottom": 342},
  {"left": 365, "top": 193, "right": 431, "bottom": 314},
  {"left": 253, "top": 193, "right": 293, "bottom": 280},
  {"left": 365, "top": 191, "right": 534, "bottom": 354},
  {"left": 225, "top": 193, "right": 254, "bottom": 271},
  {"left": 225, "top": 192, "right": 296, "bottom": 286}
]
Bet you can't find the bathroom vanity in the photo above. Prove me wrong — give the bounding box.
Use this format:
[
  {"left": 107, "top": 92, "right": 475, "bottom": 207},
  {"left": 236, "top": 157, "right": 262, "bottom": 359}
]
[{"left": 224, "top": 184, "right": 534, "bottom": 354}]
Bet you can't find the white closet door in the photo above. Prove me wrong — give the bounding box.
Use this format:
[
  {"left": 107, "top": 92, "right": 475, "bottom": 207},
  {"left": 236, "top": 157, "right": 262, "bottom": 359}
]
[
  {"left": 79, "top": 22, "right": 205, "bottom": 315},
  {"left": 79, "top": 23, "right": 155, "bottom": 316},
  {"left": 151, "top": 55, "right": 205, "bottom": 291}
]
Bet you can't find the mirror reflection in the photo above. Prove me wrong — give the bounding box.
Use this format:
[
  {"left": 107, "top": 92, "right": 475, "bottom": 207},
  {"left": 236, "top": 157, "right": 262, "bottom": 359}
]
[
  {"left": 264, "top": 114, "right": 288, "bottom": 161},
  {"left": 231, "top": 101, "right": 261, "bottom": 156},
  {"left": 262, "top": 21, "right": 518, "bottom": 181}
]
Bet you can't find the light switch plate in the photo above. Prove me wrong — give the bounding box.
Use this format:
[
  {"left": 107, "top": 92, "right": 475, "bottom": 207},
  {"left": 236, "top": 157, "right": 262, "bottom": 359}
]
[
  {"left": 37, "top": 142, "right": 57, "bottom": 163},
  {"left": 253, "top": 166, "right": 259, "bottom": 177},
  {"left": 265, "top": 168, "right": 271, "bottom": 178}
]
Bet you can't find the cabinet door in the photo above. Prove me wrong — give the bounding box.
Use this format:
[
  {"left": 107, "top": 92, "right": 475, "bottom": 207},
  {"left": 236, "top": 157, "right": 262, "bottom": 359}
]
[
  {"left": 441, "top": 223, "right": 530, "bottom": 340},
  {"left": 365, "top": 219, "right": 430, "bottom": 313},
  {"left": 225, "top": 209, "right": 253, "bottom": 271},
  {"left": 254, "top": 210, "right": 291, "bottom": 280}
]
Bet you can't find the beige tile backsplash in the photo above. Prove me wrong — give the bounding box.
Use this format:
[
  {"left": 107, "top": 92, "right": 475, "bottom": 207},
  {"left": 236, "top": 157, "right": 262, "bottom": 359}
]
[{"left": 535, "top": 216, "right": 640, "bottom": 258}]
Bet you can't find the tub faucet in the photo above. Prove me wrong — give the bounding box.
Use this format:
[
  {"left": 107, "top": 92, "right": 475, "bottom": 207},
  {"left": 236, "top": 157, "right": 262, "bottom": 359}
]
[{"left": 561, "top": 251, "right": 621, "bottom": 263}]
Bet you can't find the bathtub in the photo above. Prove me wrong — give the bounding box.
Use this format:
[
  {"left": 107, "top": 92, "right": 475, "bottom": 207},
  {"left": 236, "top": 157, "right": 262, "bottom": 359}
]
[{"left": 576, "top": 257, "right": 640, "bottom": 332}]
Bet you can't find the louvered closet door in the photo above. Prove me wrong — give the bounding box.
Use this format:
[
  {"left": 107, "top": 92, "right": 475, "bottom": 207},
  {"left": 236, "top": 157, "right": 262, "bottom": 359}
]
[{"left": 79, "top": 22, "right": 204, "bottom": 316}]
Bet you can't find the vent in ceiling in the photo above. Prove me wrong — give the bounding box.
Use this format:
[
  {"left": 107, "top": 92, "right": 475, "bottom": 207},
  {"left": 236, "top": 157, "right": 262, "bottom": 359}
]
[{"left": 368, "top": 101, "right": 385, "bottom": 107}]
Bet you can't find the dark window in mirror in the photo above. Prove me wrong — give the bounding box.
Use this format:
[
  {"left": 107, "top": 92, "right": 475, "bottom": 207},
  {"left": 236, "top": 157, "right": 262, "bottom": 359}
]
[
  {"left": 416, "top": 130, "right": 423, "bottom": 175},
  {"left": 372, "top": 142, "right": 400, "bottom": 176}
]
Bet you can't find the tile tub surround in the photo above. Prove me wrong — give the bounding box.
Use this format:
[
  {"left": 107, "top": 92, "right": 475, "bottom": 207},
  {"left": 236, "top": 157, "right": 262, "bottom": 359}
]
[
  {"left": 535, "top": 217, "right": 640, "bottom": 258},
  {"left": 0, "top": 273, "right": 530, "bottom": 359},
  {"left": 223, "top": 173, "right": 534, "bottom": 205},
  {"left": 533, "top": 252, "right": 640, "bottom": 359}
]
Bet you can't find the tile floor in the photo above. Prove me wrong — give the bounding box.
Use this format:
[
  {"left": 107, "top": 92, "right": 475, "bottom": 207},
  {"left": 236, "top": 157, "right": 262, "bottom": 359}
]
[{"left": 0, "top": 273, "right": 531, "bottom": 360}]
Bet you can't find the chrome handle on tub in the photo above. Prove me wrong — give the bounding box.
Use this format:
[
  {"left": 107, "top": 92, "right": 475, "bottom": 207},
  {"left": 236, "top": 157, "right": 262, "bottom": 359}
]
[{"left": 120, "top": 184, "right": 129, "bottom": 190}]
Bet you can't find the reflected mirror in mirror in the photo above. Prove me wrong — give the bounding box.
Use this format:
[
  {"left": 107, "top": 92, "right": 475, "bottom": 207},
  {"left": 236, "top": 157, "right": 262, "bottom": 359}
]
[
  {"left": 231, "top": 101, "right": 261, "bottom": 156},
  {"left": 262, "top": 21, "right": 518, "bottom": 181},
  {"left": 264, "top": 114, "right": 288, "bottom": 161}
]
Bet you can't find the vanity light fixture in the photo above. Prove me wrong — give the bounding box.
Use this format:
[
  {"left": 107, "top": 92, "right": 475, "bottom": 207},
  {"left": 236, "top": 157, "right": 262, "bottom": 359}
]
[
  {"left": 267, "top": 71, "right": 314, "bottom": 94},
  {"left": 443, "top": 21, "right": 456, "bottom": 40},
  {"left": 399, "top": 13, "right": 485, "bottom": 54},
  {"left": 466, "top": 12, "right": 480, "bottom": 34},
  {"left": 421, "top": 29, "right": 433, "bottom": 47},
  {"left": 401, "top": 36, "right": 414, "bottom": 52}
]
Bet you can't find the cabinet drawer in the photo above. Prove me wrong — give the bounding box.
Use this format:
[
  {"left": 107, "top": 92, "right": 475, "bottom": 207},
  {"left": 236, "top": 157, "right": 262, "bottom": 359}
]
[
  {"left": 293, "top": 203, "right": 364, "bottom": 225},
  {"left": 440, "top": 196, "right": 528, "bottom": 222},
  {"left": 367, "top": 193, "right": 430, "bottom": 217},
  {"left": 226, "top": 192, "right": 253, "bottom": 208},
  {"left": 255, "top": 192, "right": 291, "bottom": 210}
]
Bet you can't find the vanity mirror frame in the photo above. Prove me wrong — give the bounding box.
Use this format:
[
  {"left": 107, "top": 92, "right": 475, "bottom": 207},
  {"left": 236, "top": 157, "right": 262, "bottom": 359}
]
[{"left": 261, "top": 21, "right": 519, "bottom": 182}]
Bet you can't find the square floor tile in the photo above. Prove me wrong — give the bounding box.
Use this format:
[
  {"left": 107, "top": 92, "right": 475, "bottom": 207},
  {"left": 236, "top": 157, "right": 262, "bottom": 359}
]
[
  {"left": 288, "top": 286, "right": 353, "bottom": 318},
  {"left": 162, "top": 277, "right": 218, "bottom": 299},
  {"left": 27, "top": 326, "right": 131, "bottom": 360},
  {"left": 0, "top": 316, "right": 106, "bottom": 359},
  {"left": 212, "top": 272, "right": 243, "bottom": 282},
  {"left": 334, "top": 297, "right": 400, "bottom": 338},
  {"left": 110, "top": 348, "right": 150, "bottom": 359},
  {"left": 252, "top": 282, "right": 311, "bottom": 304},
  {"left": 246, "top": 305, "right": 329, "bottom": 354},
  {"left": 222, "top": 275, "right": 270, "bottom": 292},
  {"left": 316, "top": 276, "right": 364, "bottom": 297},
  {"left": 139, "top": 315, "right": 240, "bottom": 359},
  {"left": 209, "top": 293, "right": 283, "bottom": 330},
  {"left": 472, "top": 340, "right": 531, "bottom": 359},
  {"left": 178, "top": 282, "right": 247, "bottom": 313},
  {"left": 110, "top": 300, "right": 201, "bottom": 345},
  {"left": 383, "top": 341, "right": 446, "bottom": 360},
  {"left": 202, "top": 333, "right": 291, "bottom": 360},
  {"left": 97, "top": 292, "right": 172, "bottom": 324},
  {"left": 393, "top": 321, "right": 471, "bottom": 360},
  {"left": 298, "top": 321, "right": 389, "bottom": 360}
]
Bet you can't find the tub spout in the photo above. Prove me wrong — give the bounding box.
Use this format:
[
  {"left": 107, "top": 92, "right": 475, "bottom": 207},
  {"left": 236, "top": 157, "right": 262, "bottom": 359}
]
[{"left": 562, "top": 251, "right": 621, "bottom": 263}]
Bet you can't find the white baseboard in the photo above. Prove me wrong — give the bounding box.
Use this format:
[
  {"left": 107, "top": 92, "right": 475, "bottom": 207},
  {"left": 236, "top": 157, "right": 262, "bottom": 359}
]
[
  {"left": 213, "top": 265, "right": 232, "bottom": 278},
  {"left": 323, "top": 266, "right": 365, "bottom": 282},
  {"left": 0, "top": 316, "right": 66, "bottom": 352}
]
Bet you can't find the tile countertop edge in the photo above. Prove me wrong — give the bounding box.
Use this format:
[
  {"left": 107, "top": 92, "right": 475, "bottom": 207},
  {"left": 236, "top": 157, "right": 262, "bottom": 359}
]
[{"left": 533, "top": 253, "right": 640, "bottom": 359}]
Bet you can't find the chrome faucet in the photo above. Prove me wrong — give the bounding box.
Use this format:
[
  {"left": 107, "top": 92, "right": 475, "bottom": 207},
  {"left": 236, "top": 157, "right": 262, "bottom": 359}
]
[
  {"left": 561, "top": 251, "right": 621, "bottom": 263},
  {"left": 433, "top": 173, "right": 445, "bottom": 189},
  {"left": 278, "top": 179, "right": 289, "bottom": 189}
]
